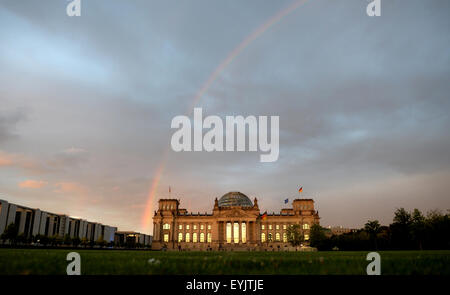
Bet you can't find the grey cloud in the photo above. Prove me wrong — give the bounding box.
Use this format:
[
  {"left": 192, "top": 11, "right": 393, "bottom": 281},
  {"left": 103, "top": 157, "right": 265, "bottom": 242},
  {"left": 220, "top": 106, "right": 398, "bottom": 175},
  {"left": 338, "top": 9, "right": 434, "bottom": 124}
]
[
  {"left": 0, "top": 108, "right": 28, "bottom": 143},
  {"left": 0, "top": 0, "right": 449, "bottom": 233}
]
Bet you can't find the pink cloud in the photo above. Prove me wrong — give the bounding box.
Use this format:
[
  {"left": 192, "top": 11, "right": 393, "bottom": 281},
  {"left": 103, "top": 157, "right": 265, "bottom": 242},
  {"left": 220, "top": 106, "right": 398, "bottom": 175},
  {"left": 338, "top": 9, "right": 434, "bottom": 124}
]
[
  {"left": 0, "top": 150, "right": 48, "bottom": 174},
  {"left": 54, "top": 182, "right": 88, "bottom": 194},
  {"left": 0, "top": 151, "right": 16, "bottom": 167},
  {"left": 18, "top": 179, "right": 48, "bottom": 189}
]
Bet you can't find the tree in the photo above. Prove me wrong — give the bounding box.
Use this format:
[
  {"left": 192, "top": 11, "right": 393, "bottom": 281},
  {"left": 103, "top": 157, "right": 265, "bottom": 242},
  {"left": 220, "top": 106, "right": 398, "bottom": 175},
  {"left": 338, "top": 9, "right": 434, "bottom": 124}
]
[
  {"left": 364, "top": 220, "right": 381, "bottom": 250},
  {"left": 16, "top": 233, "right": 27, "bottom": 244},
  {"left": 96, "top": 235, "right": 106, "bottom": 248},
  {"left": 309, "top": 224, "right": 327, "bottom": 249},
  {"left": 1, "top": 223, "right": 19, "bottom": 244},
  {"left": 286, "top": 224, "right": 304, "bottom": 247},
  {"left": 38, "top": 235, "right": 50, "bottom": 246},
  {"left": 48, "top": 235, "right": 55, "bottom": 246},
  {"left": 410, "top": 209, "right": 426, "bottom": 250},
  {"left": 393, "top": 208, "right": 412, "bottom": 225},
  {"left": 425, "top": 210, "right": 450, "bottom": 249},
  {"left": 63, "top": 234, "right": 73, "bottom": 246},
  {"left": 81, "top": 237, "right": 88, "bottom": 248},
  {"left": 72, "top": 237, "right": 81, "bottom": 247},
  {"left": 390, "top": 208, "right": 413, "bottom": 249}
]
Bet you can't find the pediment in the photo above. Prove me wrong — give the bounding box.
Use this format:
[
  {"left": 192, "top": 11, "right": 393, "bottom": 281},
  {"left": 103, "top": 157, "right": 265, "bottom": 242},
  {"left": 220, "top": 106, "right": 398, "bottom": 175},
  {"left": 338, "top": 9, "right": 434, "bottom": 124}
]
[{"left": 217, "top": 208, "right": 258, "bottom": 219}]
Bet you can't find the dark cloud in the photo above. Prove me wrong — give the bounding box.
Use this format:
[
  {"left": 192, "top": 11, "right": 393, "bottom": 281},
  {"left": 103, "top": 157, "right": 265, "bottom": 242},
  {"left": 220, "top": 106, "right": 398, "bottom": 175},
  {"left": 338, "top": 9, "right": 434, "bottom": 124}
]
[{"left": 0, "top": 0, "right": 449, "bottom": 232}]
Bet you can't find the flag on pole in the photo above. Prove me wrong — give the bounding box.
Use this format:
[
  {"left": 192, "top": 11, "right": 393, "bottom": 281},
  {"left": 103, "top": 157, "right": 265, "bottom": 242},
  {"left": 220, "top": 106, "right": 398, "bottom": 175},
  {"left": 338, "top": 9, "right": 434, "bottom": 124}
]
[
  {"left": 261, "top": 211, "right": 268, "bottom": 220},
  {"left": 284, "top": 198, "right": 289, "bottom": 204},
  {"left": 298, "top": 187, "right": 303, "bottom": 193}
]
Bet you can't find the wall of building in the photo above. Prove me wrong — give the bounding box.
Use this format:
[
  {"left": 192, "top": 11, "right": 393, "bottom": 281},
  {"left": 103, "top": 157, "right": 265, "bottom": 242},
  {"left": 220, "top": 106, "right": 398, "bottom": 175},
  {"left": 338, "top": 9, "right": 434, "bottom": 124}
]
[
  {"left": 152, "top": 198, "right": 320, "bottom": 251},
  {"left": 0, "top": 200, "right": 9, "bottom": 234},
  {"left": 0, "top": 200, "right": 130, "bottom": 245}
]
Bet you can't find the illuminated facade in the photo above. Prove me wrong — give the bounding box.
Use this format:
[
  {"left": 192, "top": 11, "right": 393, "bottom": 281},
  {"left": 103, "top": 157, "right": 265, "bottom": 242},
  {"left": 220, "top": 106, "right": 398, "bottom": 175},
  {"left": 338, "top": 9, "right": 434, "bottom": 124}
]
[
  {"left": 0, "top": 199, "right": 151, "bottom": 246},
  {"left": 151, "top": 192, "right": 320, "bottom": 250}
]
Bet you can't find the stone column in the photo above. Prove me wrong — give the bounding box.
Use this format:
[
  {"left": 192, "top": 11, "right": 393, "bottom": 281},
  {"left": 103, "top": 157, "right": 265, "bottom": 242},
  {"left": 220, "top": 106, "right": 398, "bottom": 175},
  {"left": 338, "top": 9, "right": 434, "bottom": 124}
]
[
  {"left": 245, "top": 221, "right": 249, "bottom": 244},
  {"left": 223, "top": 222, "right": 226, "bottom": 243},
  {"left": 237, "top": 221, "right": 240, "bottom": 244},
  {"left": 232, "top": 220, "right": 236, "bottom": 244},
  {"left": 254, "top": 221, "right": 258, "bottom": 244},
  {"left": 157, "top": 222, "right": 161, "bottom": 241},
  {"left": 232, "top": 221, "right": 235, "bottom": 244}
]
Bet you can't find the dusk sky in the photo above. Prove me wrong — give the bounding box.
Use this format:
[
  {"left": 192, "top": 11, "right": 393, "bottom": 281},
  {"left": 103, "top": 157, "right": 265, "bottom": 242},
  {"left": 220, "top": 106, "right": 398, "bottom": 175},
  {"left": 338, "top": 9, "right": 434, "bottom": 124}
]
[{"left": 0, "top": 0, "right": 449, "bottom": 234}]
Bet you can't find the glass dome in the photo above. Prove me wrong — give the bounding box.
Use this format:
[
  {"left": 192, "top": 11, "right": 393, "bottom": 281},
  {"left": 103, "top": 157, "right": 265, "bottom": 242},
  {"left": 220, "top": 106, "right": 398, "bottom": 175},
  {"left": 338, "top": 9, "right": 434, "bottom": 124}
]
[{"left": 218, "top": 192, "right": 253, "bottom": 207}]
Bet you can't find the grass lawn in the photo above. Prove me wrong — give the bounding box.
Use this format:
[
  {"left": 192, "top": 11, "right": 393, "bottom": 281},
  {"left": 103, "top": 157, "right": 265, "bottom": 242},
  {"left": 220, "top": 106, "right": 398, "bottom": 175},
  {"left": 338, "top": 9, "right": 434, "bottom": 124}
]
[{"left": 0, "top": 249, "right": 449, "bottom": 275}]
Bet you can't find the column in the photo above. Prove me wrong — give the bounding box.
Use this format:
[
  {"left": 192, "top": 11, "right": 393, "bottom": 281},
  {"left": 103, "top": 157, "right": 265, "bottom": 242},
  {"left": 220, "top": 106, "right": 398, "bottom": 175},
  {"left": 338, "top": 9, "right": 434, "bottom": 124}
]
[
  {"left": 238, "top": 221, "right": 241, "bottom": 243},
  {"left": 246, "top": 221, "right": 249, "bottom": 244},
  {"left": 153, "top": 222, "right": 156, "bottom": 240},
  {"left": 230, "top": 221, "right": 234, "bottom": 243},
  {"left": 227, "top": 221, "right": 230, "bottom": 243},
  {"left": 233, "top": 221, "right": 241, "bottom": 244}
]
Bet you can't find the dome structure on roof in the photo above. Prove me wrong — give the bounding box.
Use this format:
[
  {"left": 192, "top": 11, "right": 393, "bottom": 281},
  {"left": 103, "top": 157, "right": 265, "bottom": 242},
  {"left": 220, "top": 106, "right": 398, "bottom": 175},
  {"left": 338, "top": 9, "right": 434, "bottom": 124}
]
[{"left": 218, "top": 192, "right": 253, "bottom": 207}]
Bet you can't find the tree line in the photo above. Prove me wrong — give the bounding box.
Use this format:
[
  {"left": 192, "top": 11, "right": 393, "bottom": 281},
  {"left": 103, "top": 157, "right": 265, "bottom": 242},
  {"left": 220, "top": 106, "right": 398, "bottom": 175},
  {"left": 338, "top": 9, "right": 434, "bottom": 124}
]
[{"left": 309, "top": 208, "right": 450, "bottom": 251}]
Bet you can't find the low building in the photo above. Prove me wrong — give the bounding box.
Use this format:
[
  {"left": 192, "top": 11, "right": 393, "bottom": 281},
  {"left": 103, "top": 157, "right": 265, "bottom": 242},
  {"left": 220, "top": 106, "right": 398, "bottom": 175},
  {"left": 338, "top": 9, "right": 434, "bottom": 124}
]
[
  {"left": 152, "top": 191, "right": 320, "bottom": 251},
  {"left": 114, "top": 231, "right": 152, "bottom": 247},
  {"left": 0, "top": 199, "right": 118, "bottom": 243},
  {"left": 326, "top": 226, "right": 358, "bottom": 236}
]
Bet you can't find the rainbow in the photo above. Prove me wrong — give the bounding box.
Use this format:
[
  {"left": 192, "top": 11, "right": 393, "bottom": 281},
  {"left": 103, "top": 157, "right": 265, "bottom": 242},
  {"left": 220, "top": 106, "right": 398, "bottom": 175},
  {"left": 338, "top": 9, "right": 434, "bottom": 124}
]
[{"left": 141, "top": 0, "right": 309, "bottom": 232}]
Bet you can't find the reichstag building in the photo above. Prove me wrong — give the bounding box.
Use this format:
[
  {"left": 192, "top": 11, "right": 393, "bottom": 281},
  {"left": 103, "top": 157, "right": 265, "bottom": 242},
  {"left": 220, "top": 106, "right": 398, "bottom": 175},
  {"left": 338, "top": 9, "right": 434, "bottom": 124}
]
[{"left": 152, "top": 192, "right": 320, "bottom": 250}]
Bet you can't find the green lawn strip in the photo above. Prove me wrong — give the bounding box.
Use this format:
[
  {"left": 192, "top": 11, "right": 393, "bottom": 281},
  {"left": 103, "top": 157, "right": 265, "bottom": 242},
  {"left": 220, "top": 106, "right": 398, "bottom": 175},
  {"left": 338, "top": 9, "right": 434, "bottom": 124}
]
[{"left": 0, "top": 249, "right": 448, "bottom": 275}]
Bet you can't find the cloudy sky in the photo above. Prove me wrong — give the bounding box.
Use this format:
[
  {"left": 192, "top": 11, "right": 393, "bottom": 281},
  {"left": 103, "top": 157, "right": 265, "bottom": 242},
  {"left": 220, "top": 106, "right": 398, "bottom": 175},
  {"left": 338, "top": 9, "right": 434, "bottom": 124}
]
[{"left": 0, "top": 0, "right": 449, "bottom": 234}]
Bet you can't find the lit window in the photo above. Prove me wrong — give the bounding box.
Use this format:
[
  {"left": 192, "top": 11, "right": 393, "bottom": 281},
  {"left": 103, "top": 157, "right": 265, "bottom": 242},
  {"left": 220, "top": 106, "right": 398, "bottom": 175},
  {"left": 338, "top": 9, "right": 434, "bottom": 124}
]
[
  {"left": 185, "top": 233, "right": 190, "bottom": 242},
  {"left": 303, "top": 224, "right": 309, "bottom": 230},
  {"left": 269, "top": 224, "right": 272, "bottom": 230},
  {"left": 226, "top": 222, "right": 232, "bottom": 243},
  {"left": 163, "top": 234, "right": 169, "bottom": 242},
  {"left": 283, "top": 233, "right": 287, "bottom": 243},
  {"left": 179, "top": 224, "right": 182, "bottom": 230},
  {"left": 233, "top": 222, "right": 239, "bottom": 243},
  {"left": 178, "top": 232, "right": 182, "bottom": 242},
  {"left": 207, "top": 233, "right": 211, "bottom": 243},
  {"left": 261, "top": 224, "right": 265, "bottom": 230},
  {"left": 241, "top": 223, "right": 246, "bottom": 243},
  {"left": 276, "top": 224, "right": 279, "bottom": 230},
  {"left": 207, "top": 224, "right": 211, "bottom": 230},
  {"left": 163, "top": 223, "right": 170, "bottom": 230},
  {"left": 261, "top": 233, "right": 266, "bottom": 242},
  {"left": 200, "top": 224, "right": 204, "bottom": 230},
  {"left": 186, "top": 225, "right": 190, "bottom": 230},
  {"left": 268, "top": 233, "right": 273, "bottom": 242},
  {"left": 283, "top": 224, "right": 287, "bottom": 230},
  {"left": 193, "top": 233, "right": 198, "bottom": 243},
  {"left": 276, "top": 233, "right": 280, "bottom": 241},
  {"left": 193, "top": 225, "right": 197, "bottom": 230},
  {"left": 304, "top": 234, "right": 309, "bottom": 240},
  {"left": 200, "top": 233, "right": 205, "bottom": 243}
]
